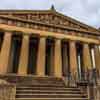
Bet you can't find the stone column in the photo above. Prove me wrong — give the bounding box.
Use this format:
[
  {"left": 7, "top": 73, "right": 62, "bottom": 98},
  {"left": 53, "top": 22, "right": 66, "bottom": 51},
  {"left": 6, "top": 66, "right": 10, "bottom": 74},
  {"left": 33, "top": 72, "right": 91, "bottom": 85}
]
[
  {"left": 36, "top": 37, "right": 46, "bottom": 76},
  {"left": 94, "top": 45, "right": 100, "bottom": 73},
  {"left": 69, "top": 41, "right": 78, "bottom": 78},
  {"left": 54, "top": 39, "right": 62, "bottom": 77},
  {"left": 18, "top": 35, "right": 29, "bottom": 75},
  {"left": 0, "top": 32, "right": 12, "bottom": 74},
  {"left": 83, "top": 43, "right": 92, "bottom": 72}
]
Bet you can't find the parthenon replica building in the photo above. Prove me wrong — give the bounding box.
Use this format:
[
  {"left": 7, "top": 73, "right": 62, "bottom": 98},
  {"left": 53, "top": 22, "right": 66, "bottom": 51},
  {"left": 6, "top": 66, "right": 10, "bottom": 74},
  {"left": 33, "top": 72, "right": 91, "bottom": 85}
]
[{"left": 0, "top": 6, "right": 100, "bottom": 100}]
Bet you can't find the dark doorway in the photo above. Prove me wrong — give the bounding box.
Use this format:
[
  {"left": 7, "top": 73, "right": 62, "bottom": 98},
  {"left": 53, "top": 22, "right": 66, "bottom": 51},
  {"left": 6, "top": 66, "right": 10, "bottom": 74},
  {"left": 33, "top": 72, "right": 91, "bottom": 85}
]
[
  {"left": 45, "top": 38, "right": 54, "bottom": 76},
  {"left": 9, "top": 34, "right": 22, "bottom": 73},
  {"left": 77, "top": 43, "right": 84, "bottom": 80},
  {"left": 28, "top": 37, "right": 39, "bottom": 75},
  {"left": 61, "top": 41, "right": 70, "bottom": 77},
  {"left": 0, "top": 32, "right": 4, "bottom": 52}
]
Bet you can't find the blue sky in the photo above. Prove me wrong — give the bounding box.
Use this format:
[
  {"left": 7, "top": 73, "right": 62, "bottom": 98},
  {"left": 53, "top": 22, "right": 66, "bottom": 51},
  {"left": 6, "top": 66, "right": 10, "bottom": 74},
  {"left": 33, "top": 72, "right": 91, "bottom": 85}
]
[{"left": 0, "top": 0, "right": 100, "bottom": 28}]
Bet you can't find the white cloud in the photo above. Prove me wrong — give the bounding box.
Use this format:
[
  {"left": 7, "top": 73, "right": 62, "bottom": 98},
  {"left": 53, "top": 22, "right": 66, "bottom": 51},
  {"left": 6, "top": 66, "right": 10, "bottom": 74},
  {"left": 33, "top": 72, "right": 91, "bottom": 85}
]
[{"left": 0, "top": 0, "right": 99, "bottom": 28}]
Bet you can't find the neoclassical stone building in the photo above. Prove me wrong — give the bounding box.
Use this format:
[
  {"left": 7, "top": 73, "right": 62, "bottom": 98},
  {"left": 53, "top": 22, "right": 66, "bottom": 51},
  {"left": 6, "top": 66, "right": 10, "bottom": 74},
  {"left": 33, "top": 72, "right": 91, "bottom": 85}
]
[{"left": 0, "top": 7, "right": 99, "bottom": 100}]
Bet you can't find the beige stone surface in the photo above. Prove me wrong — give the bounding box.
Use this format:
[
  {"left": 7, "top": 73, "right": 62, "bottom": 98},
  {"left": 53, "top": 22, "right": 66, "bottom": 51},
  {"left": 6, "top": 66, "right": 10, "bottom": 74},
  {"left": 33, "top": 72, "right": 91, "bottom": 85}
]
[
  {"left": 0, "top": 84, "right": 16, "bottom": 100},
  {"left": 0, "top": 32, "right": 12, "bottom": 74},
  {"left": 94, "top": 45, "right": 100, "bottom": 73},
  {"left": 69, "top": 41, "right": 78, "bottom": 78},
  {"left": 36, "top": 37, "right": 46, "bottom": 76},
  {"left": 83, "top": 44, "right": 92, "bottom": 71},
  {"left": 0, "top": 24, "right": 99, "bottom": 44},
  {"left": 18, "top": 35, "right": 29, "bottom": 75},
  {"left": 0, "top": 79, "right": 9, "bottom": 85},
  {"left": 54, "top": 39, "right": 62, "bottom": 77}
]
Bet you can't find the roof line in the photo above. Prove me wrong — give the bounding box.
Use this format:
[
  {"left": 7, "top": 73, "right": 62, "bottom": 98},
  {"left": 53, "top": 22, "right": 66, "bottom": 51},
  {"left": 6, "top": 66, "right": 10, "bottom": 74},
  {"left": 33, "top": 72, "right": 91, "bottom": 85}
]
[
  {"left": 0, "top": 15, "right": 99, "bottom": 35},
  {"left": 0, "top": 9, "right": 99, "bottom": 33}
]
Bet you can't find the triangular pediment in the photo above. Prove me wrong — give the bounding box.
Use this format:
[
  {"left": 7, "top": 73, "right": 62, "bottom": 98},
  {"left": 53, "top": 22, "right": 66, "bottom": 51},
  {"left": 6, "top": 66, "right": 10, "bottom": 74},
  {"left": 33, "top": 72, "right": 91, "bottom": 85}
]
[{"left": 0, "top": 9, "right": 98, "bottom": 33}]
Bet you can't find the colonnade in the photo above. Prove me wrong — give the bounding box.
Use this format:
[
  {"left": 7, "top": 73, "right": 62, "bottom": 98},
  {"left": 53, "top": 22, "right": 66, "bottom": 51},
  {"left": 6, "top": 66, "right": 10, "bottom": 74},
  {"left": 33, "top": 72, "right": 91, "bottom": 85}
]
[{"left": 0, "top": 31, "right": 100, "bottom": 79}]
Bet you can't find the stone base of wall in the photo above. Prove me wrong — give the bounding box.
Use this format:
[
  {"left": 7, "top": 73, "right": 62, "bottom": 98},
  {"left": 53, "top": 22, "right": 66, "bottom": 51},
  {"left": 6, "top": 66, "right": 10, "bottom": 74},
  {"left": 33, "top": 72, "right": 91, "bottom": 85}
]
[
  {"left": 0, "top": 79, "right": 16, "bottom": 100},
  {"left": 94, "top": 79, "right": 100, "bottom": 100}
]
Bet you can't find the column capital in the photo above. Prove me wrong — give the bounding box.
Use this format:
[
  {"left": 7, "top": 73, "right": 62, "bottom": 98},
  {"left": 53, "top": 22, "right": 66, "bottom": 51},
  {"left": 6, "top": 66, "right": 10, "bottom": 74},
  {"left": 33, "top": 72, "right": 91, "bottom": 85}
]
[
  {"left": 55, "top": 38, "right": 61, "bottom": 42},
  {"left": 47, "top": 36, "right": 61, "bottom": 41},
  {"left": 94, "top": 45, "right": 99, "bottom": 48},
  {"left": 23, "top": 34, "right": 30, "bottom": 39},
  {"left": 69, "top": 40, "right": 77, "bottom": 44},
  {"left": 39, "top": 36, "right": 47, "bottom": 39}
]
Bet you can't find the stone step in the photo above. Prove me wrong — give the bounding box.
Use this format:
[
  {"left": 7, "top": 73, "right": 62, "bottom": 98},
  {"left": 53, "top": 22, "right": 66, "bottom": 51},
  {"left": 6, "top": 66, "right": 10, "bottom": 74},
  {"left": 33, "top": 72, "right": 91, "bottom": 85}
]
[
  {"left": 16, "top": 93, "right": 87, "bottom": 98},
  {"left": 11, "top": 76, "right": 88, "bottom": 100},
  {"left": 16, "top": 84, "right": 64, "bottom": 87},
  {"left": 16, "top": 87, "right": 80, "bottom": 91},
  {"left": 16, "top": 81, "right": 64, "bottom": 85},
  {"left": 16, "top": 93, "right": 87, "bottom": 96},
  {"left": 0, "top": 75, "right": 88, "bottom": 100},
  {"left": 16, "top": 98, "right": 89, "bottom": 100},
  {"left": 16, "top": 90, "right": 84, "bottom": 94}
]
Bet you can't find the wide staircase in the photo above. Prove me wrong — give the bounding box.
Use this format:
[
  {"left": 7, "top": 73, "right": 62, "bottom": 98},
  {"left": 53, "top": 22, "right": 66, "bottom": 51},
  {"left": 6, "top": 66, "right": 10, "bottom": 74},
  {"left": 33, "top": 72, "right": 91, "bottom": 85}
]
[{"left": 15, "top": 77, "right": 89, "bottom": 100}]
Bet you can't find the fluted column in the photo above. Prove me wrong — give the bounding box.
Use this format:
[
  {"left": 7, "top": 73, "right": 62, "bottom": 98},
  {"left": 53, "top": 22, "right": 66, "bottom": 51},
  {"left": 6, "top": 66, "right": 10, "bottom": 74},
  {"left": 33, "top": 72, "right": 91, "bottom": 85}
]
[
  {"left": 36, "top": 37, "right": 46, "bottom": 76},
  {"left": 18, "top": 35, "right": 29, "bottom": 75},
  {"left": 94, "top": 45, "right": 100, "bottom": 73},
  {"left": 54, "top": 39, "right": 62, "bottom": 77},
  {"left": 83, "top": 43, "right": 92, "bottom": 72},
  {"left": 69, "top": 41, "right": 78, "bottom": 78},
  {"left": 0, "top": 32, "right": 12, "bottom": 74}
]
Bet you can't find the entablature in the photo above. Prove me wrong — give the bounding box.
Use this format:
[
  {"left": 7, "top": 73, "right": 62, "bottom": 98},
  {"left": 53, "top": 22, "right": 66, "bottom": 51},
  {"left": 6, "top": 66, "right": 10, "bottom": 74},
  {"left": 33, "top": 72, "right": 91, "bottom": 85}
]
[
  {"left": 0, "top": 23, "right": 99, "bottom": 45},
  {"left": 0, "top": 15, "right": 99, "bottom": 41}
]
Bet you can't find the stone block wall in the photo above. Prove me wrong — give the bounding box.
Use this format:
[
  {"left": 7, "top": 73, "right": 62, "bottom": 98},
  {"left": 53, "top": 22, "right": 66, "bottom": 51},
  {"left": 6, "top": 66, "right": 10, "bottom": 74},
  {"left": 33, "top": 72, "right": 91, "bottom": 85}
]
[{"left": 0, "top": 79, "right": 16, "bottom": 100}]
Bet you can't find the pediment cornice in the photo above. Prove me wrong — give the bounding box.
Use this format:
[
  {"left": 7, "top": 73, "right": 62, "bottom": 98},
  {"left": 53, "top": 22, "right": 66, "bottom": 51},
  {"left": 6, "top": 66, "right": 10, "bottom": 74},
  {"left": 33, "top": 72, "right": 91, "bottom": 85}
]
[{"left": 0, "top": 9, "right": 99, "bottom": 34}]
